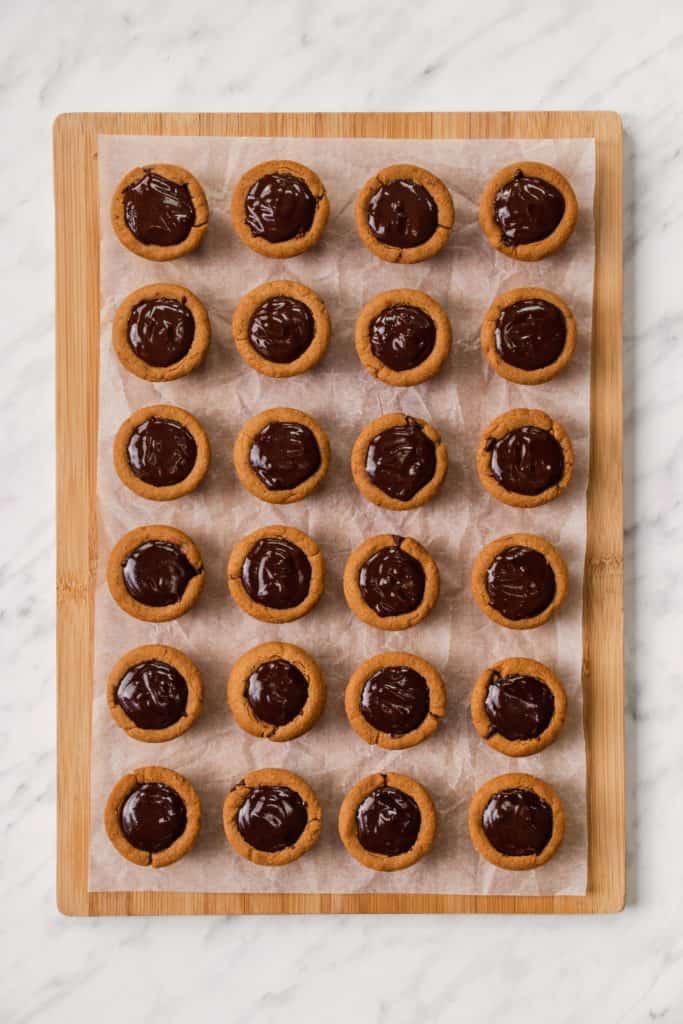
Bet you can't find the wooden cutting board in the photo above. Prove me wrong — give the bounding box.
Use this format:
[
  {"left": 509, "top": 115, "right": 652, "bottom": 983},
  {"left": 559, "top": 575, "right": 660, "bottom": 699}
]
[{"left": 54, "top": 111, "right": 623, "bottom": 916}]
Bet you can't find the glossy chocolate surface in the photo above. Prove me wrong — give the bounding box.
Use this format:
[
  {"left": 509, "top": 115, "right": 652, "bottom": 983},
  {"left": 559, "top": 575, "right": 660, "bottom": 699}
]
[
  {"left": 369, "top": 303, "right": 436, "bottom": 371},
  {"left": 241, "top": 537, "right": 311, "bottom": 609},
  {"left": 123, "top": 170, "right": 195, "bottom": 246},
  {"left": 487, "top": 426, "right": 564, "bottom": 496},
  {"left": 495, "top": 298, "right": 566, "bottom": 370},
  {"left": 482, "top": 787, "right": 553, "bottom": 856},
  {"left": 361, "top": 666, "right": 429, "bottom": 736},
  {"left": 485, "top": 671, "right": 555, "bottom": 741},
  {"left": 486, "top": 545, "right": 556, "bottom": 621},
  {"left": 127, "top": 297, "right": 195, "bottom": 368},
  {"left": 244, "top": 173, "right": 316, "bottom": 243},
  {"left": 359, "top": 539, "right": 426, "bottom": 618},
  {"left": 366, "top": 417, "right": 436, "bottom": 501},
  {"left": 122, "top": 540, "right": 200, "bottom": 607},
  {"left": 367, "top": 179, "right": 438, "bottom": 248},
  {"left": 494, "top": 170, "right": 565, "bottom": 247},
  {"left": 237, "top": 785, "right": 308, "bottom": 852},
  {"left": 356, "top": 785, "right": 421, "bottom": 856},
  {"left": 246, "top": 659, "right": 309, "bottom": 727},
  {"left": 127, "top": 416, "right": 197, "bottom": 487},
  {"left": 116, "top": 659, "right": 188, "bottom": 730},
  {"left": 249, "top": 421, "right": 321, "bottom": 491},
  {"left": 120, "top": 782, "right": 187, "bottom": 853},
  {"left": 248, "top": 296, "right": 314, "bottom": 364}
]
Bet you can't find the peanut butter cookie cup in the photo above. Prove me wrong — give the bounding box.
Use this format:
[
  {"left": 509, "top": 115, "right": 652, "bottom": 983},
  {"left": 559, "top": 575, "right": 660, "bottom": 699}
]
[
  {"left": 105, "top": 766, "right": 201, "bottom": 868},
  {"left": 227, "top": 524, "right": 324, "bottom": 624},
  {"left": 339, "top": 772, "right": 437, "bottom": 871},
  {"left": 111, "top": 164, "right": 208, "bottom": 261},
  {"left": 479, "top": 161, "right": 577, "bottom": 261},
  {"left": 234, "top": 407, "right": 330, "bottom": 504},
  {"left": 476, "top": 409, "right": 574, "bottom": 508},
  {"left": 345, "top": 652, "right": 445, "bottom": 750},
  {"left": 228, "top": 642, "right": 326, "bottom": 742},
  {"left": 223, "top": 768, "right": 322, "bottom": 866},
  {"left": 107, "top": 644, "right": 203, "bottom": 743},
  {"left": 355, "top": 288, "right": 452, "bottom": 387},
  {"left": 356, "top": 165, "right": 454, "bottom": 264},
  {"left": 351, "top": 413, "right": 447, "bottom": 511},
  {"left": 470, "top": 657, "right": 567, "bottom": 757},
  {"left": 232, "top": 279, "right": 330, "bottom": 378},
  {"left": 114, "top": 404, "right": 210, "bottom": 501},
  {"left": 113, "top": 283, "right": 210, "bottom": 382},
  {"left": 468, "top": 772, "right": 565, "bottom": 870},
  {"left": 107, "top": 525, "right": 205, "bottom": 623},
  {"left": 231, "top": 160, "right": 329, "bottom": 259},
  {"left": 471, "top": 533, "right": 567, "bottom": 630},
  {"left": 343, "top": 534, "right": 439, "bottom": 631},
  {"left": 481, "top": 287, "right": 576, "bottom": 385}
]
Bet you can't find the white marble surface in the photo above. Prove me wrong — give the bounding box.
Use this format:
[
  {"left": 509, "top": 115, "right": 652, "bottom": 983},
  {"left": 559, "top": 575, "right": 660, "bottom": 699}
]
[{"left": 1, "top": 1, "right": 682, "bottom": 1021}]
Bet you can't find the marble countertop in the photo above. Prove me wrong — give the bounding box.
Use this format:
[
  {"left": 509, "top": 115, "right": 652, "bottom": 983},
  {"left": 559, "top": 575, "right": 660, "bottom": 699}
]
[{"left": 3, "top": 1, "right": 682, "bottom": 1021}]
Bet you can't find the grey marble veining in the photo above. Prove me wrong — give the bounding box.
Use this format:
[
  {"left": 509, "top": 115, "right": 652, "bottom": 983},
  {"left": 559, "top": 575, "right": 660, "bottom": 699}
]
[{"left": 1, "top": 1, "right": 682, "bottom": 1021}]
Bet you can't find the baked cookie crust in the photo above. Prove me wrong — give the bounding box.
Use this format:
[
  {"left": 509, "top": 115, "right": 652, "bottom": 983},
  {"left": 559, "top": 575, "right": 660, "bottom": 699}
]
[
  {"left": 480, "top": 286, "right": 576, "bottom": 385},
  {"left": 355, "top": 164, "right": 454, "bottom": 264},
  {"left": 468, "top": 772, "right": 565, "bottom": 871},
  {"left": 230, "top": 159, "right": 329, "bottom": 259},
  {"left": 476, "top": 408, "right": 574, "bottom": 508},
  {"left": 107, "top": 643, "right": 203, "bottom": 743},
  {"left": 104, "top": 765, "right": 201, "bottom": 868},
  {"left": 345, "top": 651, "right": 446, "bottom": 750},
  {"left": 470, "top": 657, "right": 567, "bottom": 757},
  {"left": 479, "top": 161, "right": 577, "bottom": 262},
  {"left": 223, "top": 768, "right": 322, "bottom": 866},
  {"left": 343, "top": 534, "right": 439, "bottom": 631},
  {"left": 338, "top": 771, "right": 437, "bottom": 871},
  {"left": 111, "top": 163, "right": 208, "bottom": 261},
  {"left": 355, "top": 288, "right": 452, "bottom": 387},
  {"left": 112, "top": 282, "right": 211, "bottom": 382},
  {"left": 233, "top": 407, "right": 330, "bottom": 504},
  {"left": 471, "top": 532, "right": 568, "bottom": 630},
  {"left": 227, "top": 641, "right": 326, "bottom": 742},
  {"left": 351, "top": 412, "right": 448, "bottom": 511},
  {"left": 114, "top": 404, "right": 211, "bottom": 501},
  {"left": 107, "top": 524, "right": 205, "bottom": 623}
]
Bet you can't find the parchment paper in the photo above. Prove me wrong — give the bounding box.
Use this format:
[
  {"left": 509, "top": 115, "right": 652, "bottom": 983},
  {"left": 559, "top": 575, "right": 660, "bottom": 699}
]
[{"left": 90, "top": 135, "right": 595, "bottom": 895}]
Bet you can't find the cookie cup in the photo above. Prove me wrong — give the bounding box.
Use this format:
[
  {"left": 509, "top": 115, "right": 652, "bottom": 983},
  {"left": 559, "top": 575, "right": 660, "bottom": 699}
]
[
  {"left": 107, "top": 644, "right": 203, "bottom": 743},
  {"left": 234, "top": 407, "right": 330, "bottom": 504},
  {"left": 471, "top": 532, "right": 567, "bottom": 630},
  {"left": 343, "top": 534, "right": 439, "bottom": 631},
  {"left": 481, "top": 286, "right": 576, "bottom": 385},
  {"left": 107, "top": 525, "right": 205, "bottom": 623},
  {"left": 114, "top": 404, "right": 211, "bottom": 501},
  {"left": 351, "top": 413, "right": 448, "bottom": 510},
  {"left": 355, "top": 288, "right": 452, "bottom": 387},
  {"left": 468, "top": 772, "right": 565, "bottom": 871},
  {"left": 111, "top": 163, "right": 208, "bottom": 261}
]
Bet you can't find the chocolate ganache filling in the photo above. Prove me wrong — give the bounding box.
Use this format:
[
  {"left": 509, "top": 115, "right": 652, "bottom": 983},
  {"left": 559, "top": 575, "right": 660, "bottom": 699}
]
[
  {"left": 486, "top": 545, "right": 556, "bottom": 621},
  {"left": 249, "top": 421, "right": 321, "bottom": 491},
  {"left": 246, "top": 659, "right": 309, "bottom": 727},
  {"left": 127, "top": 417, "right": 197, "bottom": 487},
  {"left": 248, "top": 296, "right": 314, "bottom": 364},
  {"left": 127, "top": 297, "right": 195, "bottom": 367},
  {"left": 370, "top": 304, "right": 436, "bottom": 371},
  {"left": 122, "top": 540, "right": 200, "bottom": 607},
  {"left": 120, "top": 782, "right": 187, "bottom": 853},
  {"left": 366, "top": 417, "right": 437, "bottom": 501},
  {"left": 245, "top": 173, "right": 316, "bottom": 243},
  {"left": 116, "top": 659, "right": 188, "bottom": 730},
  {"left": 123, "top": 170, "right": 195, "bottom": 246},
  {"left": 487, "top": 426, "right": 564, "bottom": 496},
  {"left": 237, "top": 785, "right": 308, "bottom": 852},
  {"left": 494, "top": 170, "right": 565, "bottom": 246},
  {"left": 356, "top": 785, "right": 421, "bottom": 856},
  {"left": 485, "top": 671, "right": 555, "bottom": 741},
  {"left": 482, "top": 788, "right": 553, "bottom": 856},
  {"left": 368, "top": 179, "right": 438, "bottom": 248},
  {"left": 241, "top": 537, "right": 311, "bottom": 609},
  {"left": 359, "top": 538, "right": 425, "bottom": 618},
  {"left": 361, "top": 666, "right": 429, "bottom": 736},
  {"left": 495, "top": 299, "right": 566, "bottom": 370}
]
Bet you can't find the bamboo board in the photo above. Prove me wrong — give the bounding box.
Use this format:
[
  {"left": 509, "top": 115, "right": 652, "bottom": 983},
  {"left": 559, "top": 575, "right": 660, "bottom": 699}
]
[{"left": 54, "top": 111, "right": 623, "bottom": 916}]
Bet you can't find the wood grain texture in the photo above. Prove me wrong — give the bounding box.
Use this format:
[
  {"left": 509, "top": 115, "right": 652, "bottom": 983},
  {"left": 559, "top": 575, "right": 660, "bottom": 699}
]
[{"left": 54, "top": 111, "right": 623, "bottom": 916}]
